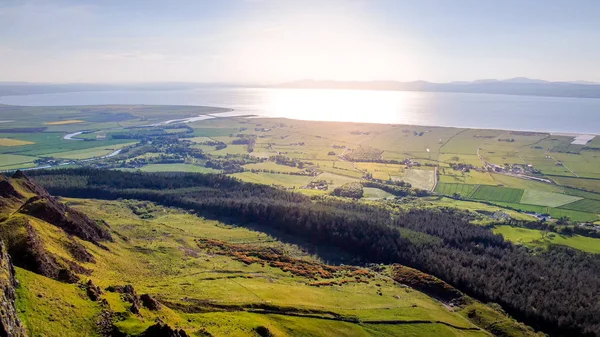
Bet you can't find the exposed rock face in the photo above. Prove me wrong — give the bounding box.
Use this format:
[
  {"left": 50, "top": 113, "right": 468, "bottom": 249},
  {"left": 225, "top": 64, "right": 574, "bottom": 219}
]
[
  {"left": 106, "top": 284, "right": 142, "bottom": 315},
  {"left": 0, "top": 171, "right": 111, "bottom": 283},
  {"left": 85, "top": 280, "right": 103, "bottom": 301},
  {"left": 18, "top": 196, "right": 112, "bottom": 244},
  {"left": 139, "top": 322, "right": 190, "bottom": 337},
  {"left": 4, "top": 171, "right": 112, "bottom": 245},
  {"left": 0, "top": 175, "right": 23, "bottom": 212},
  {"left": 0, "top": 217, "right": 79, "bottom": 284},
  {"left": 0, "top": 241, "right": 28, "bottom": 337},
  {"left": 140, "top": 294, "right": 162, "bottom": 311},
  {"left": 254, "top": 326, "right": 275, "bottom": 337},
  {"left": 0, "top": 174, "right": 22, "bottom": 200},
  {"left": 10, "top": 171, "right": 50, "bottom": 199}
]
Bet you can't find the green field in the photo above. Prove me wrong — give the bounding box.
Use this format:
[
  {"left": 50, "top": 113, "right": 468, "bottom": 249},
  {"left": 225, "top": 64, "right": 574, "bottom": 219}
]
[
  {"left": 427, "top": 197, "right": 534, "bottom": 222},
  {"left": 398, "top": 169, "right": 436, "bottom": 191},
  {"left": 435, "top": 182, "right": 479, "bottom": 198},
  {"left": 0, "top": 132, "right": 135, "bottom": 157},
  {"left": 363, "top": 187, "right": 394, "bottom": 199},
  {"left": 519, "top": 190, "right": 582, "bottom": 207},
  {"left": 470, "top": 185, "right": 524, "bottom": 203},
  {"left": 493, "top": 202, "right": 599, "bottom": 222},
  {"left": 137, "top": 164, "right": 222, "bottom": 174},
  {"left": 559, "top": 198, "right": 600, "bottom": 213},
  {"left": 552, "top": 176, "right": 600, "bottom": 193},
  {"left": 244, "top": 161, "right": 303, "bottom": 173},
  {"left": 48, "top": 142, "right": 137, "bottom": 160},
  {"left": 317, "top": 172, "right": 361, "bottom": 188},
  {"left": 493, "top": 226, "right": 600, "bottom": 254},
  {"left": 1, "top": 103, "right": 600, "bottom": 225},
  {"left": 0, "top": 154, "right": 38, "bottom": 168},
  {"left": 232, "top": 171, "right": 313, "bottom": 188}
]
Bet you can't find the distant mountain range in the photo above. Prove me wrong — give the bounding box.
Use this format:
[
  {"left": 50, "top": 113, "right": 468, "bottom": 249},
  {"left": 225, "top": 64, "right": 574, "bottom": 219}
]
[
  {"left": 277, "top": 78, "right": 600, "bottom": 99},
  {"left": 0, "top": 82, "right": 211, "bottom": 97},
  {"left": 1, "top": 78, "right": 599, "bottom": 99}
]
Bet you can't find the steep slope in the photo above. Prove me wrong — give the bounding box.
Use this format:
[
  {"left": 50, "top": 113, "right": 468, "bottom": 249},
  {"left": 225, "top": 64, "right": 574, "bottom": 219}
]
[
  {"left": 0, "top": 171, "right": 111, "bottom": 283},
  {"left": 0, "top": 241, "right": 27, "bottom": 337}
]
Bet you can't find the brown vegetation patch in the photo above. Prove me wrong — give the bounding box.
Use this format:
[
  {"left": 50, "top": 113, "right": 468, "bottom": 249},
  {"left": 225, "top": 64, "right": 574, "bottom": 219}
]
[
  {"left": 0, "top": 138, "right": 35, "bottom": 146},
  {"left": 196, "top": 239, "right": 374, "bottom": 281},
  {"left": 391, "top": 264, "right": 464, "bottom": 304},
  {"left": 44, "top": 119, "right": 84, "bottom": 125}
]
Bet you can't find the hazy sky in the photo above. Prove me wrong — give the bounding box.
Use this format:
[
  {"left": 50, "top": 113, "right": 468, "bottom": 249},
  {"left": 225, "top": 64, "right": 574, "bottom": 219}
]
[{"left": 1, "top": 0, "right": 599, "bottom": 83}]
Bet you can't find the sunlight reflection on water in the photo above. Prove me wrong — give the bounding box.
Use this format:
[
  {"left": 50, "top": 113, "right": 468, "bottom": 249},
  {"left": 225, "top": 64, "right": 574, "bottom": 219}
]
[
  {"left": 2, "top": 87, "right": 599, "bottom": 133},
  {"left": 262, "top": 88, "right": 411, "bottom": 124}
]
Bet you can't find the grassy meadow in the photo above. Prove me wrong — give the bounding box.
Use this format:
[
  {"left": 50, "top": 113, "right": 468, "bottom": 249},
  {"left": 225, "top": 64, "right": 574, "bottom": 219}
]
[
  {"left": 493, "top": 226, "right": 600, "bottom": 254},
  {"left": 11, "top": 197, "right": 490, "bottom": 336}
]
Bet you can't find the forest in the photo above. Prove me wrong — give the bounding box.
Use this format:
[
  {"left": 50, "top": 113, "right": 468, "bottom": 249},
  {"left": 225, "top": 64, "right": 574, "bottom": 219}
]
[{"left": 28, "top": 168, "right": 600, "bottom": 337}]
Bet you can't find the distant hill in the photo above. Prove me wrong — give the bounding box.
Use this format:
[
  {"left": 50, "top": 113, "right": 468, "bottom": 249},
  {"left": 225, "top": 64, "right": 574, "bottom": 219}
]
[
  {"left": 2, "top": 78, "right": 599, "bottom": 99},
  {"left": 278, "top": 78, "right": 600, "bottom": 99},
  {"left": 0, "top": 82, "right": 209, "bottom": 97}
]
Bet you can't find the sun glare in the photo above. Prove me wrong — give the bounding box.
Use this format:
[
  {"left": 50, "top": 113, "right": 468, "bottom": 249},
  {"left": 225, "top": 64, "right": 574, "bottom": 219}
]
[{"left": 264, "top": 88, "right": 409, "bottom": 124}]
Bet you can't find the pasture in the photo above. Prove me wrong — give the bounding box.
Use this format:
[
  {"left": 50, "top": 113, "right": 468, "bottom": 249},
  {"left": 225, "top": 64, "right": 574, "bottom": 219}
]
[
  {"left": 519, "top": 190, "right": 582, "bottom": 207},
  {"left": 429, "top": 197, "right": 533, "bottom": 221},
  {"left": 47, "top": 142, "right": 136, "bottom": 160},
  {"left": 137, "top": 164, "right": 221, "bottom": 174},
  {"left": 493, "top": 226, "right": 600, "bottom": 254},
  {"left": 1, "top": 104, "right": 600, "bottom": 226},
  {"left": 244, "top": 161, "right": 303, "bottom": 173},
  {"left": 552, "top": 176, "right": 600, "bottom": 194},
  {"left": 0, "top": 154, "right": 38, "bottom": 170},
  {"left": 493, "top": 202, "right": 599, "bottom": 222},
  {"left": 232, "top": 171, "right": 313, "bottom": 188},
  {"left": 559, "top": 199, "right": 600, "bottom": 213},
  {"left": 397, "top": 169, "right": 436, "bottom": 191},
  {"left": 435, "top": 183, "right": 479, "bottom": 198},
  {"left": 317, "top": 172, "right": 361, "bottom": 188},
  {"left": 363, "top": 187, "right": 394, "bottom": 199},
  {"left": 470, "top": 185, "right": 524, "bottom": 203}
]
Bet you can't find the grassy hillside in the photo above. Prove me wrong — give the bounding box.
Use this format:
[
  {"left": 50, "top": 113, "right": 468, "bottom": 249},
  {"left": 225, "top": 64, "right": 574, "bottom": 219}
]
[{"left": 1, "top": 173, "right": 542, "bottom": 336}]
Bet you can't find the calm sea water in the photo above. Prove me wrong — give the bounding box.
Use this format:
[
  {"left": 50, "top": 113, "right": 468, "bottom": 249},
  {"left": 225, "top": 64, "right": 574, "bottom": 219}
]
[{"left": 1, "top": 88, "right": 599, "bottom": 134}]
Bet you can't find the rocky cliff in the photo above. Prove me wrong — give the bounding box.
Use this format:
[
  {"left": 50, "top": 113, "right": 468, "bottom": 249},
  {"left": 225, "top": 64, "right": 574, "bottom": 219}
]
[{"left": 0, "top": 240, "right": 27, "bottom": 337}]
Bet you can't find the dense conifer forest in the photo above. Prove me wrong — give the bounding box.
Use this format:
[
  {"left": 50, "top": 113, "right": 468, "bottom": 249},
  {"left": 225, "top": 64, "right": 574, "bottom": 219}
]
[{"left": 29, "top": 168, "right": 600, "bottom": 336}]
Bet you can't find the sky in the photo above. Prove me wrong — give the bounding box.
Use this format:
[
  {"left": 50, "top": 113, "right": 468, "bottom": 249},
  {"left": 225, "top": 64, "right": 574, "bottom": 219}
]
[{"left": 1, "top": 0, "right": 600, "bottom": 84}]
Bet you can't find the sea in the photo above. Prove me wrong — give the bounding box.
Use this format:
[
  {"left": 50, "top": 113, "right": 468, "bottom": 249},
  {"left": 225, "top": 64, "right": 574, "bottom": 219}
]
[{"left": 1, "top": 87, "right": 599, "bottom": 134}]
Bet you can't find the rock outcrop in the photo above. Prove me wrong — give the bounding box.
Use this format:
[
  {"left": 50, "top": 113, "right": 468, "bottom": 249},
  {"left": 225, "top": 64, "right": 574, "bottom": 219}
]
[
  {"left": 0, "top": 216, "right": 79, "bottom": 283},
  {"left": 0, "top": 174, "right": 23, "bottom": 213},
  {"left": 6, "top": 171, "right": 112, "bottom": 245},
  {"left": 0, "top": 172, "right": 108, "bottom": 284},
  {"left": 140, "top": 294, "right": 162, "bottom": 311},
  {"left": 0, "top": 241, "right": 28, "bottom": 337},
  {"left": 139, "top": 321, "right": 189, "bottom": 337},
  {"left": 17, "top": 196, "right": 112, "bottom": 244}
]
